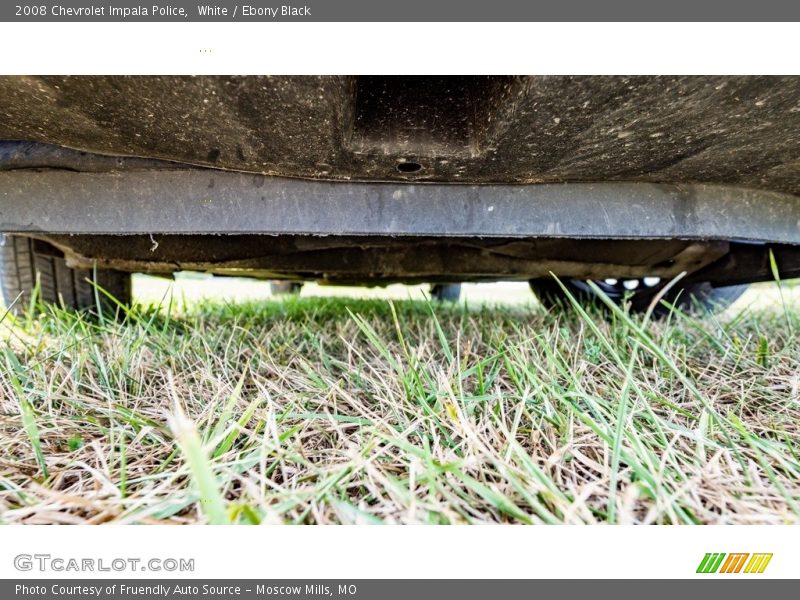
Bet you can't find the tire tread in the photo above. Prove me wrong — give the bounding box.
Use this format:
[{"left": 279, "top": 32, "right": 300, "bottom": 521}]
[{"left": 1, "top": 235, "right": 131, "bottom": 313}]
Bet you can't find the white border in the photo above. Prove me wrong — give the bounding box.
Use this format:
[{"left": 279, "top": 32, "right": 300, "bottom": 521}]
[
  {"left": 0, "top": 22, "right": 798, "bottom": 75},
  {"left": 0, "top": 525, "right": 796, "bottom": 579}
]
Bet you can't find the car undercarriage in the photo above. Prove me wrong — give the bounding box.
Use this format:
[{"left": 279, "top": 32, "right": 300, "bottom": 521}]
[{"left": 1, "top": 75, "right": 799, "bottom": 312}]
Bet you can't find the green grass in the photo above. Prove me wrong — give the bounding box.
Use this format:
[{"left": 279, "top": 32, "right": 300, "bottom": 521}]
[{"left": 0, "top": 288, "right": 799, "bottom": 524}]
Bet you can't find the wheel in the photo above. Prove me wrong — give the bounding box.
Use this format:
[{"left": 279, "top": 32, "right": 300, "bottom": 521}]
[
  {"left": 270, "top": 281, "right": 303, "bottom": 296},
  {"left": 0, "top": 234, "right": 131, "bottom": 314},
  {"left": 430, "top": 283, "right": 462, "bottom": 302},
  {"left": 529, "top": 277, "right": 748, "bottom": 317}
]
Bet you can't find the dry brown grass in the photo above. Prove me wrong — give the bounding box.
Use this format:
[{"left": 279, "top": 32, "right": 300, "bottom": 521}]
[{"left": 1, "top": 289, "right": 799, "bottom": 524}]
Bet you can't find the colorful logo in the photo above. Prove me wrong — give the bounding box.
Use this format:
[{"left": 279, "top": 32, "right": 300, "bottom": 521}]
[{"left": 696, "top": 553, "right": 773, "bottom": 574}]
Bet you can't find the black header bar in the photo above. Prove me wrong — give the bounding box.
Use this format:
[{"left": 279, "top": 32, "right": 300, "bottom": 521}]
[{"left": 4, "top": 1, "right": 800, "bottom": 22}]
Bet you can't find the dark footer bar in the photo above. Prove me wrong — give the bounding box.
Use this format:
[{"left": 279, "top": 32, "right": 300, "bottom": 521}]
[{"left": 2, "top": 580, "right": 795, "bottom": 600}]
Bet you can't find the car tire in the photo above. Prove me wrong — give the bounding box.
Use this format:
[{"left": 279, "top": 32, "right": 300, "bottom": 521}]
[
  {"left": 270, "top": 281, "right": 303, "bottom": 296},
  {"left": 430, "top": 283, "right": 462, "bottom": 302},
  {"left": 0, "top": 234, "right": 131, "bottom": 314},
  {"left": 529, "top": 277, "right": 748, "bottom": 317}
]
